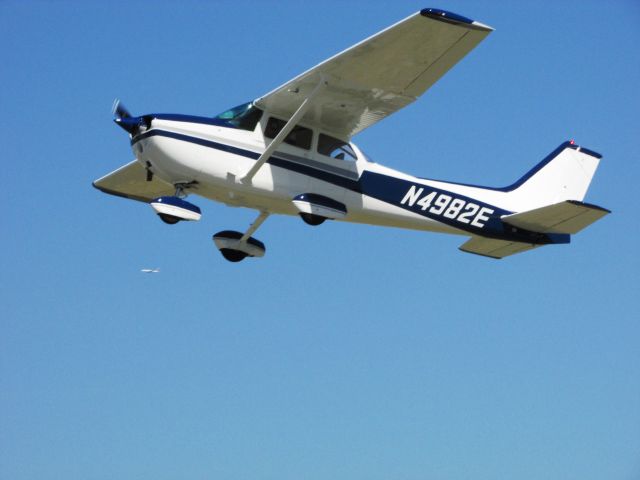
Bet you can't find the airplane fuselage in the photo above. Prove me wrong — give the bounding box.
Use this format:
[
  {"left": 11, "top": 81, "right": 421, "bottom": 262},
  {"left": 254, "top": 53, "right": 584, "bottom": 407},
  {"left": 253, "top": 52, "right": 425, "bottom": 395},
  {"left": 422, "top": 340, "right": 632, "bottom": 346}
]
[{"left": 130, "top": 110, "right": 562, "bottom": 246}]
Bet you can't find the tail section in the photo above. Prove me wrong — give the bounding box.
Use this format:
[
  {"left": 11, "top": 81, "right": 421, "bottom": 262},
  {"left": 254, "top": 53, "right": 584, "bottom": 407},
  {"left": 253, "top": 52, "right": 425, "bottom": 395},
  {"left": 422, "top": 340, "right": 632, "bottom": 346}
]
[
  {"left": 458, "top": 141, "right": 609, "bottom": 259},
  {"left": 505, "top": 141, "right": 602, "bottom": 212}
]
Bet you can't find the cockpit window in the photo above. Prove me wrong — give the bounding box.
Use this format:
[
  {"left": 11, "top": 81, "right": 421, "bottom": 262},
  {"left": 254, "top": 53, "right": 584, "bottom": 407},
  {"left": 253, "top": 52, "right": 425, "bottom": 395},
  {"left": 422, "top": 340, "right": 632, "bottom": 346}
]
[
  {"left": 264, "top": 117, "right": 312, "bottom": 150},
  {"left": 213, "top": 102, "right": 263, "bottom": 131},
  {"left": 317, "top": 134, "right": 357, "bottom": 161}
]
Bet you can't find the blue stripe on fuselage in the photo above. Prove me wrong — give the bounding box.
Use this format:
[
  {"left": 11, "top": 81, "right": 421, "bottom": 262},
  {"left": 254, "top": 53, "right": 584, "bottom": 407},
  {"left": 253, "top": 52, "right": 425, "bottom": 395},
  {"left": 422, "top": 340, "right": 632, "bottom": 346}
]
[
  {"left": 133, "top": 129, "right": 260, "bottom": 160},
  {"left": 132, "top": 129, "right": 567, "bottom": 245}
]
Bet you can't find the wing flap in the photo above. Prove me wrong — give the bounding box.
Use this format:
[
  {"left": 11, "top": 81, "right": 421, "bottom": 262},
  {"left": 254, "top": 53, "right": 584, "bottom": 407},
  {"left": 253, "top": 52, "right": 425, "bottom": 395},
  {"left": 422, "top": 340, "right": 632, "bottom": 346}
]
[
  {"left": 93, "top": 160, "right": 175, "bottom": 203},
  {"left": 459, "top": 237, "right": 539, "bottom": 259},
  {"left": 255, "top": 9, "right": 492, "bottom": 137},
  {"left": 502, "top": 201, "right": 610, "bottom": 234}
]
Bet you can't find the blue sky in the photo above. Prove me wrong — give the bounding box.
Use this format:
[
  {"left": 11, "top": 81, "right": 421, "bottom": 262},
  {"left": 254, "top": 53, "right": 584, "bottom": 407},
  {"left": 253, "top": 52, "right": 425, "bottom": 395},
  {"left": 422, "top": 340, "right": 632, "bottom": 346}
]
[{"left": 1, "top": 1, "right": 639, "bottom": 479}]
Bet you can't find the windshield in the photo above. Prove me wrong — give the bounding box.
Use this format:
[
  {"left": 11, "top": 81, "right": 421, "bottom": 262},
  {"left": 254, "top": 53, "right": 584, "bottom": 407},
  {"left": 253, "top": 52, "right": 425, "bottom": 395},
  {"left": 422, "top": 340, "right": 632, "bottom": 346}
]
[{"left": 213, "top": 102, "right": 263, "bottom": 131}]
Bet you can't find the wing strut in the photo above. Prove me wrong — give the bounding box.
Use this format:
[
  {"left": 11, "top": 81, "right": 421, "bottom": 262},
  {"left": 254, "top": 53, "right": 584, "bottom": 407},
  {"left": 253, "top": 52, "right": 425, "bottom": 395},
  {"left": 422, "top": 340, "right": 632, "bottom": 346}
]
[{"left": 241, "top": 77, "right": 326, "bottom": 184}]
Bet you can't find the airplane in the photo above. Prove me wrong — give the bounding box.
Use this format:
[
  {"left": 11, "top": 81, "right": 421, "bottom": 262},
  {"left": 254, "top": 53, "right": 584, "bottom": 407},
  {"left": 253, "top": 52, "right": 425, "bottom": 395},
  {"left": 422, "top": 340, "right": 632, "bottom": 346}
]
[
  {"left": 94, "top": 8, "right": 609, "bottom": 262},
  {"left": 141, "top": 268, "right": 160, "bottom": 273}
]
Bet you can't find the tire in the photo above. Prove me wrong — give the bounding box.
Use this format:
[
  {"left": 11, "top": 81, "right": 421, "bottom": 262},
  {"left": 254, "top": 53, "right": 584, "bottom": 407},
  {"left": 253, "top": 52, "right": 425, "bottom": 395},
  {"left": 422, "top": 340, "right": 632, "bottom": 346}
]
[
  {"left": 300, "top": 213, "right": 326, "bottom": 226},
  {"left": 158, "top": 213, "right": 181, "bottom": 225},
  {"left": 220, "top": 248, "right": 248, "bottom": 262}
]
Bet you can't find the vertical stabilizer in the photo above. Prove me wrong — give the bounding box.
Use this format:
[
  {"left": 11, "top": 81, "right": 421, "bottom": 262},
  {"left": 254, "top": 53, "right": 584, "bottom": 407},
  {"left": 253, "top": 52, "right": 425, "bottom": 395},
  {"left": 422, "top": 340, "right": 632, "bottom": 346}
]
[{"left": 506, "top": 142, "right": 602, "bottom": 211}]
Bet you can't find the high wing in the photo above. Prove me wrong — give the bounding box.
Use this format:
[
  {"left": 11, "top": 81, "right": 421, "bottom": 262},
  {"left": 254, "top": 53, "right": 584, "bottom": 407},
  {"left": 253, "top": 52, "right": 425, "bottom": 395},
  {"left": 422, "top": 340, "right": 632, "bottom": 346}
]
[
  {"left": 255, "top": 8, "right": 493, "bottom": 138},
  {"left": 93, "top": 160, "right": 175, "bottom": 202}
]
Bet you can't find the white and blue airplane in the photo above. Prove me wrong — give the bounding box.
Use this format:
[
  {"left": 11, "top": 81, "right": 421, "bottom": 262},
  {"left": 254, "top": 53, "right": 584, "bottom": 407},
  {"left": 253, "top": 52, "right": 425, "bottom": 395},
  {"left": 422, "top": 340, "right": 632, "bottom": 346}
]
[{"left": 94, "top": 8, "right": 609, "bottom": 262}]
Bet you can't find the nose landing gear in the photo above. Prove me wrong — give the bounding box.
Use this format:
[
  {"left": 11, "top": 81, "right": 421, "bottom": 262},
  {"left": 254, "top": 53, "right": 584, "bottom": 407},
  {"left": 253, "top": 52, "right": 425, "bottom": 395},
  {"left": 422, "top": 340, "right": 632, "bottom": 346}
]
[{"left": 213, "top": 211, "right": 269, "bottom": 262}]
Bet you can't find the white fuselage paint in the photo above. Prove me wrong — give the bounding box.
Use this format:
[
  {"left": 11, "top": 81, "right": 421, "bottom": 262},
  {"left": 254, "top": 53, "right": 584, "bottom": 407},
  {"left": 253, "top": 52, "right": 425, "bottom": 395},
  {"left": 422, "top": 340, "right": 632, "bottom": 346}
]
[{"left": 132, "top": 115, "right": 511, "bottom": 236}]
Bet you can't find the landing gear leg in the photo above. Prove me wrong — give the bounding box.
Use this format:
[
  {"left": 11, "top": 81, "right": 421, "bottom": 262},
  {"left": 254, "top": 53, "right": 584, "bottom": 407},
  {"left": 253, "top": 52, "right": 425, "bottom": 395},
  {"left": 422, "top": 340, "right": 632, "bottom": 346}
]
[
  {"left": 173, "top": 183, "right": 193, "bottom": 198},
  {"left": 213, "top": 211, "right": 269, "bottom": 263}
]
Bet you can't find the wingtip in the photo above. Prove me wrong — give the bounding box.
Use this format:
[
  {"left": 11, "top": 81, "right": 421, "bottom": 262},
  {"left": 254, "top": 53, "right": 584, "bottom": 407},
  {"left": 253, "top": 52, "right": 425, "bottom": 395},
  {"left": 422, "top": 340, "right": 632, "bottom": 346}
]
[
  {"left": 471, "top": 20, "right": 494, "bottom": 32},
  {"left": 420, "top": 8, "right": 494, "bottom": 31}
]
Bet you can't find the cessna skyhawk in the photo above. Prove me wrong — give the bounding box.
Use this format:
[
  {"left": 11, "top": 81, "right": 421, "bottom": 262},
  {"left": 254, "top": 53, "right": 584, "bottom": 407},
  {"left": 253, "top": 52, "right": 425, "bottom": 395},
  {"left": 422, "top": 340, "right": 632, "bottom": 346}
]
[{"left": 94, "top": 8, "right": 609, "bottom": 262}]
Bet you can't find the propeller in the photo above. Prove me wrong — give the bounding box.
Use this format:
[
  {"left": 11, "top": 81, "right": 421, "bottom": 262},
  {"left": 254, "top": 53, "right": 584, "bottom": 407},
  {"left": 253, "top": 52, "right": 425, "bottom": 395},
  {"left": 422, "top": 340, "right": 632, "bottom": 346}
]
[
  {"left": 112, "top": 99, "right": 153, "bottom": 182},
  {"left": 112, "top": 98, "right": 132, "bottom": 120},
  {"left": 112, "top": 98, "right": 144, "bottom": 135}
]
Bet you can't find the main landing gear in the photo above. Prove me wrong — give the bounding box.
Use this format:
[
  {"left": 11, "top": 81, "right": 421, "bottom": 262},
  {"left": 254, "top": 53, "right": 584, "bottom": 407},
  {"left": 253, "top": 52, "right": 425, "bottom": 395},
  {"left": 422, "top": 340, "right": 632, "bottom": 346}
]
[
  {"left": 212, "top": 211, "right": 269, "bottom": 263},
  {"left": 150, "top": 183, "right": 201, "bottom": 224},
  {"left": 292, "top": 193, "right": 346, "bottom": 226}
]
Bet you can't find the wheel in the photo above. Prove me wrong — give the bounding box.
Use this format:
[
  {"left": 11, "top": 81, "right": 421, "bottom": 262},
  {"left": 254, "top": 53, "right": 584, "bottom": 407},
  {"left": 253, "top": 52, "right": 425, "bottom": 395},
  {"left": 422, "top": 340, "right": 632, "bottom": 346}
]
[
  {"left": 220, "top": 248, "right": 248, "bottom": 262},
  {"left": 158, "top": 213, "right": 181, "bottom": 225},
  {"left": 300, "top": 213, "right": 326, "bottom": 226}
]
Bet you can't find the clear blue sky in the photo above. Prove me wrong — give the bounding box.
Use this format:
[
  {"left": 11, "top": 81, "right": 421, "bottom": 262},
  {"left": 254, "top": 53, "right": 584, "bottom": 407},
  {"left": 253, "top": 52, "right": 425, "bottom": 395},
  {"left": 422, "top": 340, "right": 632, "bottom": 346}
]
[{"left": 1, "top": 1, "right": 639, "bottom": 479}]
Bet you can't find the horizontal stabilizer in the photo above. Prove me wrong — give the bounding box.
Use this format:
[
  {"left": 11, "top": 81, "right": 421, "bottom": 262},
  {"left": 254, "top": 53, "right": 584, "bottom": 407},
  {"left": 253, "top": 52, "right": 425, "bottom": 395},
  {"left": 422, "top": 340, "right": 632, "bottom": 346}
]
[
  {"left": 459, "top": 236, "right": 539, "bottom": 259},
  {"left": 502, "top": 200, "right": 610, "bottom": 234},
  {"left": 93, "top": 160, "right": 175, "bottom": 203}
]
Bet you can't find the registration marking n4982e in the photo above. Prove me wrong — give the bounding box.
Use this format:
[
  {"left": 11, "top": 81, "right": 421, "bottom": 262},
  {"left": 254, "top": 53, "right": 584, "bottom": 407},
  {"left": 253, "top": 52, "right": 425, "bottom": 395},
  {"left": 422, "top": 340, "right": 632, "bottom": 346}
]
[{"left": 400, "top": 185, "right": 494, "bottom": 228}]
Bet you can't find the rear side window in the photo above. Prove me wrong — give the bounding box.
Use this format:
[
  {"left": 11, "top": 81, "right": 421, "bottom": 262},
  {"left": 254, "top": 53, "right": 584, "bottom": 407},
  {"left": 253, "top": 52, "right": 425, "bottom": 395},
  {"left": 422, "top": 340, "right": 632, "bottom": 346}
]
[
  {"left": 317, "top": 134, "right": 357, "bottom": 161},
  {"left": 264, "top": 117, "right": 312, "bottom": 150}
]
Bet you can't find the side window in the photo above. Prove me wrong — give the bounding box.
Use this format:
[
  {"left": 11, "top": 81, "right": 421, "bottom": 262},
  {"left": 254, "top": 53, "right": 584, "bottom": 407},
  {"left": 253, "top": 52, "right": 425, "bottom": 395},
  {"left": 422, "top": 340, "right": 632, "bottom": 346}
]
[
  {"left": 264, "top": 117, "right": 312, "bottom": 150},
  {"left": 317, "top": 134, "right": 357, "bottom": 161}
]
